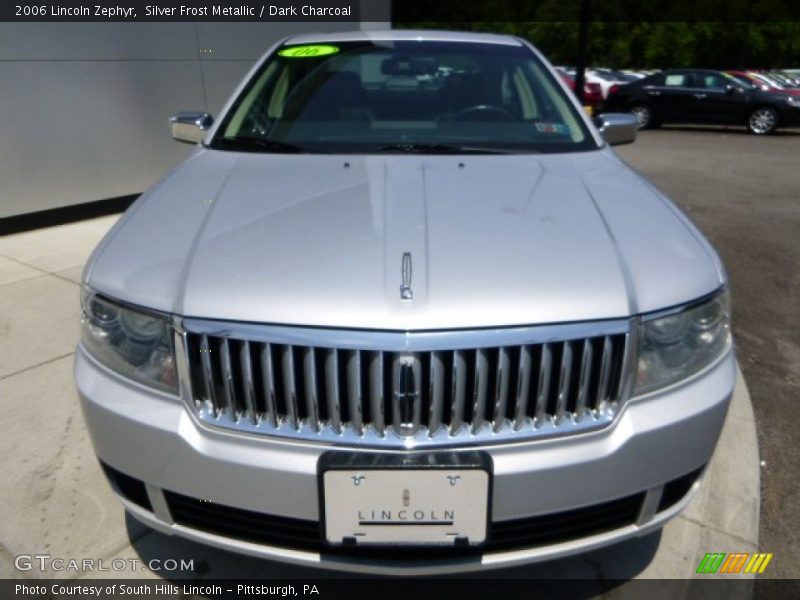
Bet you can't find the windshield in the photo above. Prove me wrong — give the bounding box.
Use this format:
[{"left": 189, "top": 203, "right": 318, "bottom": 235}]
[
  {"left": 211, "top": 40, "right": 597, "bottom": 154},
  {"left": 589, "top": 70, "right": 620, "bottom": 82},
  {"left": 724, "top": 73, "right": 757, "bottom": 89},
  {"left": 753, "top": 73, "right": 783, "bottom": 88}
]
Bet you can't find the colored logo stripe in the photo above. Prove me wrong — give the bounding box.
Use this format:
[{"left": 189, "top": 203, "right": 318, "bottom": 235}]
[
  {"left": 744, "top": 553, "right": 774, "bottom": 574},
  {"left": 720, "top": 553, "right": 749, "bottom": 573},
  {"left": 696, "top": 553, "right": 726, "bottom": 573},
  {"left": 696, "top": 552, "right": 773, "bottom": 574}
]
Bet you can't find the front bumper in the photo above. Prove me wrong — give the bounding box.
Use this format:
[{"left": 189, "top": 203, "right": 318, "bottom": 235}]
[{"left": 75, "top": 343, "right": 735, "bottom": 574}]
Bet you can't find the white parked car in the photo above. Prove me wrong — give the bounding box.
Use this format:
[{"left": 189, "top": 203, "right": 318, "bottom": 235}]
[{"left": 586, "top": 69, "right": 631, "bottom": 98}]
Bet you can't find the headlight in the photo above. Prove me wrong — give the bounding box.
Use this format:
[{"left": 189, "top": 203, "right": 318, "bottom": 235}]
[
  {"left": 787, "top": 96, "right": 800, "bottom": 108},
  {"left": 634, "top": 290, "right": 730, "bottom": 396},
  {"left": 80, "top": 290, "right": 177, "bottom": 394}
]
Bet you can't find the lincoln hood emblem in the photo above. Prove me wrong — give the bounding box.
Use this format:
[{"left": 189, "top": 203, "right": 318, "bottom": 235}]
[{"left": 400, "top": 252, "right": 413, "bottom": 300}]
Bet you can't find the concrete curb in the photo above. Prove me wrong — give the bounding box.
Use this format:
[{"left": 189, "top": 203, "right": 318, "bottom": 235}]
[
  {"left": 605, "top": 364, "right": 761, "bottom": 586},
  {"left": 680, "top": 366, "right": 760, "bottom": 550}
]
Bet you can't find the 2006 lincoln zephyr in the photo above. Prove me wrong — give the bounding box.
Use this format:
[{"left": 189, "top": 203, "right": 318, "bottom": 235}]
[{"left": 75, "top": 30, "right": 735, "bottom": 574}]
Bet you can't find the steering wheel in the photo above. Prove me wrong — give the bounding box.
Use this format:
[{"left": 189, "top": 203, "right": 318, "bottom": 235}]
[
  {"left": 450, "top": 104, "right": 516, "bottom": 122},
  {"left": 243, "top": 101, "right": 273, "bottom": 136}
]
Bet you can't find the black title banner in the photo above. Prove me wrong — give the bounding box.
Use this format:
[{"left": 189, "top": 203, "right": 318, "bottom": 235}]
[
  {"left": 3, "top": 0, "right": 389, "bottom": 21},
  {"left": 4, "top": 579, "right": 800, "bottom": 600},
  {"left": 4, "top": 0, "right": 800, "bottom": 22}
]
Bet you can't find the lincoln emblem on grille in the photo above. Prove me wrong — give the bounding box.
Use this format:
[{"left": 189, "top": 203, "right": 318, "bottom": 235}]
[
  {"left": 392, "top": 355, "right": 421, "bottom": 436},
  {"left": 400, "top": 252, "right": 413, "bottom": 300}
]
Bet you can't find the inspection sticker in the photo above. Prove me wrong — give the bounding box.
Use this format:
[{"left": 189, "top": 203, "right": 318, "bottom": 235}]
[
  {"left": 535, "top": 122, "right": 572, "bottom": 134},
  {"left": 278, "top": 45, "right": 340, "bottom": 58}
]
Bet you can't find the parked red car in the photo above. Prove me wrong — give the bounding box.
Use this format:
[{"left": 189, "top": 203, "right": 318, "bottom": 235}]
[
  {"left": 726, "top": 70, "right": 800, "bottom": 97},
  {"left": 559, "top": 73, "right": 603, "bottom": 111}
]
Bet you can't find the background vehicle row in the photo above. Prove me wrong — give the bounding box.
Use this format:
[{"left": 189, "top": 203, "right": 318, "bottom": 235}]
[{"left": 601, "top": 68, "right": 800, "bottom": 134}]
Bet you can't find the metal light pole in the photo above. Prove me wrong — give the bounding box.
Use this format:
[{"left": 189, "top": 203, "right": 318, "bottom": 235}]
[{"left": 573, "top": 0, "right": 591, "bottom": 105}]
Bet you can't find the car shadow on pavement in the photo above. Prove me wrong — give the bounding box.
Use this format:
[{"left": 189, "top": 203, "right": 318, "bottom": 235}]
[{"left": 125, "top": 512, "right": 660, "bottom": 591}]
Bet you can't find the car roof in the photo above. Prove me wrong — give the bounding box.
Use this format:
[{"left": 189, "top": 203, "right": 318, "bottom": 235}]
[
  {"left": 664, "top": 68, "right": 725, "bottom": 74},
  {"left": 283, "top": 29, "right": 524, "bottom": 47}
]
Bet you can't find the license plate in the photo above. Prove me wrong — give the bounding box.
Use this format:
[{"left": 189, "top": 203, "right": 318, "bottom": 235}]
[{"left": 323, "top": 468, "right": 489, "bottom": 546}]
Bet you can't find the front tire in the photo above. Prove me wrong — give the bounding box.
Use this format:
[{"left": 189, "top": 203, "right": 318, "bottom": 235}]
[
  {"left": 747, "top": 107, "right": 778, "bottom": 135},
  {"left": 630, "top": 104, "right": 658, "bottom": 129}
]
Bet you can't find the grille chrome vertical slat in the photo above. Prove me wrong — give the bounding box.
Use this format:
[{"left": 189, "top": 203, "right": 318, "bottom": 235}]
[
  {"left": 260, "top": 343, "right": 277, "bottom": 427},
  {"left": 554, "top": 341, "right": 573, "bottom": 424},
  {"left": 618, "top": 326, "right": 638, "bottom": 404},
  {"left": 174, "top": 328, "right": 194, "bottom": 407},
  {"left": 239, "top": 341, "right": 257, "bottom": 424},
  {"left": 428, "top": 351, "right": 445, "bottom": 435},
  {"left": 597, "top": 336, "right": 613, "bottom": 407},
  {"left": 347, "top": 350, "right": 363, "bottom": 435},
  {"left": 450, "top": 350, "right": 467, "bottom": 434},
  {"left": 369, "top": 352, "right": 385, "bottom": 436},
  {"left": 492, "top": 347, "right": 511, "bottom": 431},
  {"left": 534, "top": 343, "right": 552, "bottom": 426},
  {"left": 575, "top": 339, "right": 593, "bottom": 421},
  {"left": 471, "top": 349, "right": 489, "bottom": 433},
  {"left": 513, "top": 346, "right": 532, "bottom": 429},
  {"left": 199, "top": 335, "right": 217, "bottom": 413},
  {"left": 219, "top": 338, "right": 237, "bottom": 421},
  {"left": 391, "top": 354, "right": 422, "bottom": 437},
  {"left": 303, "top": 347, "right": 320, "bottom": 432},
  {"left": 281, "top": 345, "right": 299, "bottom": 429},
  {"left": 325, "top": 350, "right": 342, "bottom": 433}
]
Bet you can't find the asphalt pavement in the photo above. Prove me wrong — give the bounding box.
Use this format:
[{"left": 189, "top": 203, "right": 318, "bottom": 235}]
[{"left": 616, "top": 125, "right": 800, "bottom": 580}]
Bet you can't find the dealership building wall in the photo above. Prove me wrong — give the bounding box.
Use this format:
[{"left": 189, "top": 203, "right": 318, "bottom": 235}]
[{"left": 0, "top": 16, "right": 389, "bottom": 219}]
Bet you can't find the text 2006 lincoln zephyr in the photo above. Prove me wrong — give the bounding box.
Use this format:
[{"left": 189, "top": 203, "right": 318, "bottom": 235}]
[{"left": 75, "top": 30, "right": 734, "bottom": 574}]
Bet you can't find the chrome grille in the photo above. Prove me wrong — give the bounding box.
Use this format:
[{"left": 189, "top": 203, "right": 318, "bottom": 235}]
[{"left": 177, "top": 319, "right": 633, "bottom": 447}]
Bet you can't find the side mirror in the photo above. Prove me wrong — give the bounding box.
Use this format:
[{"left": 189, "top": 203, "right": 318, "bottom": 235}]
[
  {"left": 593, "top": 113, "right": 638, "bottom": 146},
  {"left": 170, "top": 112, "right": 214, "bottom": 144},
  {"left": 725, "top": 85, "right": 736, "bottom": 96}
]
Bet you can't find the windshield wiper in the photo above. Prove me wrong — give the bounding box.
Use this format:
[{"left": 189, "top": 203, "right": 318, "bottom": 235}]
[
  {"left": 373, "top": 143, "right": 516, "bottom": 155},
  {"left": 214, "top": 136, "right": 319, "bottom": 154}
]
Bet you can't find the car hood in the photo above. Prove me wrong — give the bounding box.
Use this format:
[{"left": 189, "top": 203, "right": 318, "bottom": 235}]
[{"left": 86, "top": 148, "right": 723, "bottom": 330}]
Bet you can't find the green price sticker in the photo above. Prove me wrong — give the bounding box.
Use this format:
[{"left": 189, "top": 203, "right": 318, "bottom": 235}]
[{"left": 278, "top": 45, "right": 340, "bottom": 58}]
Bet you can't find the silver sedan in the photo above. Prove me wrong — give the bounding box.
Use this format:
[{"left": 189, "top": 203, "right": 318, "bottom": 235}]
[{"left": 75, "top": 30, "right": 734, "bottom": 574}]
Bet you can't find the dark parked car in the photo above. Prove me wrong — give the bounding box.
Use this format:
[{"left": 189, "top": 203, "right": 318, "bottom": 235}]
[{"left": 604, "top": 69, "right": 800, "bottom": 134}]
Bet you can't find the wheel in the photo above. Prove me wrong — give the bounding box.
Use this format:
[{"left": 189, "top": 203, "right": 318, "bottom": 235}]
[
  {"left": 629, "top": 104, "right": 657, "bottom": 129},
  {"left": 747, "top": 107, "right": 778, "bottom": 135}
]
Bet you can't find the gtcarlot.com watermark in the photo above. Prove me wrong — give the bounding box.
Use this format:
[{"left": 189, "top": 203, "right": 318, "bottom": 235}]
[{"left": 14, "top": 554, "right": 194, "bottom": 573}]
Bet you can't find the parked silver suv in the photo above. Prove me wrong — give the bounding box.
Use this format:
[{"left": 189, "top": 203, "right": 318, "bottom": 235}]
[{"left": 75, "top": 30, "right": 734, "bottom": 574}]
